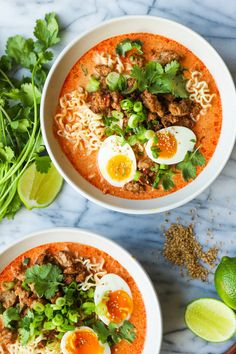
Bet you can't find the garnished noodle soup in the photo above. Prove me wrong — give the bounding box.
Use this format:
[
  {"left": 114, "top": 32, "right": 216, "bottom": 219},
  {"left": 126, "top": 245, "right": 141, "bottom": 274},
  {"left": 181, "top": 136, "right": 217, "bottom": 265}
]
[
  {"left": 54, "top": 33, "right": 222, "bottom": 199},
  {"left": 0, "top": 243, "right": 146, "bottom": 353}
]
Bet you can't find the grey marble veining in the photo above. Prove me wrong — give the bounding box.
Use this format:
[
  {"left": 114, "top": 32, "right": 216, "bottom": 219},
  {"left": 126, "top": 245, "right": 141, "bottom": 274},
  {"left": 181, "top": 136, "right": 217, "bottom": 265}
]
[{"left": 0, "top": 1, "right": 236, "bottom": 353}]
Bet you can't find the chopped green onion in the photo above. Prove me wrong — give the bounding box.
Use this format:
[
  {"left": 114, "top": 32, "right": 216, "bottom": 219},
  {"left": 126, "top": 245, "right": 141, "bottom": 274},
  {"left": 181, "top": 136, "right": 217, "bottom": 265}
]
[
  {"left": 21, "top": 280, "right": 30, "bottom": 291},
  {"left": 68, "top": 309, "right": 79, "bottom": 323},
  {"left": 106, "top": 72, "right": 120, "bottom": 91},
  {"left": 127, "top": 135, "right": 138, "bottom": 146},
  {"left": 87, "top": 288, "right": 95, "bottom": 299},
  {"left": 82, "top": 302, "right": 95, "bottom": 315},
  {"left": 145, "top": 130, "right": 155, "bottom": 139},
  {"left": 22, "top": 257, "right": 30, "bottom": 266},
  {"left": 151, "top": 146, "right": 160, "bottom": 159},
  {"left": 153, "top": 135, "right": 158, "bottom": 144},
  {"left": 112, "top": 110, "right": 124, "bottom": 120},
  {"left": 52, "top": 314, "right": 64, "bottom": 326},
  {"left": 55, "top": 297, "right": 66, "bottom": 308},
  {"left": 2, "top": 281, "right": 15, "bottom": 291},
  {"left": 128, "top": 114, "right": 139, "bottom": 129},
  {"left": 33, "top": 302, "right": 45, "bottom": 313},
  {"left": 133, "top": 171, "right": 141, "bottom": 181},
  {"left": 160, "top": 164, "right": 168, "bottom": 170},
  {"left": 120, "top": 98, "right": 133, "bottom": 111},
  {"left": 133, "top": 101, "right": 143, "bottom": 112},
  {"left": 44, "top": 321, "right": 56, "bottom": 330},
  {"left": 45, "top": 304, "right": 54, "bottom": 319},
  {"left": 86, "top": 76, "right": 100, "bottom": 92}
]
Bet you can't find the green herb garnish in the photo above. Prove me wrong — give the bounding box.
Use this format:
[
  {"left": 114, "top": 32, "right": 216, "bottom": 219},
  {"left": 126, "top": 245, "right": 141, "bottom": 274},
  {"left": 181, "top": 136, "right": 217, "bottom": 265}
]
[
  {"left": 25, "top": 264, "right": 63, "bottom": 299},
  {"left": 93, "top": 320, "right": 136, "bottom": 345},
  {"left": 86, "top": 76, "right": 100, "bottom": 92},
  {"left": 131, "top": 60, "right": 188, "bottom": 98},
  {"left": 177, "top": 148, "right": 206, "bottom": 181},
  {"left": 116, "top": 38, "right": 143, "bottom": 57}
]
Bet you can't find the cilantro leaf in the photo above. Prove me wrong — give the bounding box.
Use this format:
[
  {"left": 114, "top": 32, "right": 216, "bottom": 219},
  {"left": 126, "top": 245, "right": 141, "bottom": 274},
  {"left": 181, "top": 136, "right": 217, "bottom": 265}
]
[
  {"left": 34, "top": 12, "right": 60, "bottom": 49},
  {"left": 25, "top": 264, "right": 63, "bottom": 299},
  {"left": 162, "top": 171, "right": 175, "bottom": 191},
  {"left": 164, "top": 60, "right": 180, "bottom": 75},
  {"left": 191, "top": 149, "right": 206, "bottom": 166},
  {"left": 4, "top": 193, "right": 22, "bottom": 220},
  {"left": 35, "top": 154, "right": 52, "bottom": 173},
  {"left": 0, "top": 144, "right": 15, "bottom": 162},
  {"left": 3, "top": 307, "right": 20, "bottom": 328},
  {"left": 6, "top": 35, "right": 37, "bottom": 69},
  {"left": 93, "top": 320, "right": 137, "bottom": 346},
  {"left": 116, "top": 38, "right": 143, "bottom": 56},
  {"left": 177, "top": 148, "right": 206, "bottom": 181},
  {"left": 131, "top": 60, "right": 188, "bottom": 98}
]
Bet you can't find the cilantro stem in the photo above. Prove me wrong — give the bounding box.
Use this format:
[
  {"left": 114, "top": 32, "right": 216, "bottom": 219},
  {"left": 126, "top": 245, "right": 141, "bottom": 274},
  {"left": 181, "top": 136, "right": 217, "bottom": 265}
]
[
  {"left": 0, "top": 61, "right": 39, "bottom": 185},
  {"left": 0, "top": 69, "right": 15, "bottom": 89}
]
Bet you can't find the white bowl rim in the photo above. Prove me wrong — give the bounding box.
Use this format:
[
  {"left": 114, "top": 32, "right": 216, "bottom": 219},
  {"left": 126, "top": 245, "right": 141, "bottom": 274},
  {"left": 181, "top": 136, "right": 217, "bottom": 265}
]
[
  {"left": 40, "top": 15, "right": 236, "bottom": 214},
  {"left": 0, "top": 227, "right": 163, "bottom": 354}
]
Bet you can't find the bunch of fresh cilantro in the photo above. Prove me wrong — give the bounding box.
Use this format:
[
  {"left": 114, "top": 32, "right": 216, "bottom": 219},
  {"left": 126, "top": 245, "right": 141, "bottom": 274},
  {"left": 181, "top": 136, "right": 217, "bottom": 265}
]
[{"left": 0, "top": 13, "right": 60, "bottom": 220}]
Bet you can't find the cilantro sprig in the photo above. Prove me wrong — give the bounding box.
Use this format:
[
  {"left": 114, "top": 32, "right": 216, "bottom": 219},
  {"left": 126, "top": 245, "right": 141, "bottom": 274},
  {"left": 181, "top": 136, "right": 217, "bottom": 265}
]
[
  {"left": 93, "top": 320, "right": 136, "bottom": 345},
  {"left": 0, "top": 13, "right": 60, "bottom": 220},
  {"left": 116, "top": 38, "right": 143, "bottom": 57},
  {"left": 131, "top": 60, "right": 188, "bottom": 98},
  {"left": 25, "top": 264, "right": 63, "bottom": 299},
  {"left": 176, "top": 147, "right": 206, "bottom": 181}
]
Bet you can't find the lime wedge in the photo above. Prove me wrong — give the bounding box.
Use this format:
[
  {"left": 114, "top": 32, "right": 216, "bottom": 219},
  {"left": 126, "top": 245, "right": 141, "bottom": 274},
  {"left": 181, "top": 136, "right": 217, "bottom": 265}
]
[
  {"left": 18, "top": 162, "right": 63, "bottom": 210},
  {"left": 185, "top": 298, "right": 236, "bottom": 342}
]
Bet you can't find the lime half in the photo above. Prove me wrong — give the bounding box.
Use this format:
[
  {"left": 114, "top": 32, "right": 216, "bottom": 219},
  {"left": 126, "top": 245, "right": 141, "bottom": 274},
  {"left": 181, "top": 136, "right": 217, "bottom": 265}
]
[
  {"left": 18, "top": 162, "right": 63, "bottom": 210},
  {"left": 215, "top": 256, "right": 236, "bottom": 310},
  {"left": 185, "top": 298, "right": 236, "bottom": 342}
]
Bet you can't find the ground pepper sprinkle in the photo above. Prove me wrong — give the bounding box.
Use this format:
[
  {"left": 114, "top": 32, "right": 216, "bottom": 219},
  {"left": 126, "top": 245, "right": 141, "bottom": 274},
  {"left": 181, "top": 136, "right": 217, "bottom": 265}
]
[{"left": 163, "top": 223, "right": 218, "bottom": 281}]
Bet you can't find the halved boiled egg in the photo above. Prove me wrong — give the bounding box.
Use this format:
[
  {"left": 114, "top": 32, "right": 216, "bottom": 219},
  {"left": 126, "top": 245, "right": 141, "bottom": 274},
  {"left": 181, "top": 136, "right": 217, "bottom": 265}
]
[
  {"left": 94, "top": 274, "right": 133, "bottom": 326},
  {"left": 98, "top": 135, "right": 136, "bottom": 187},
  {"left": 145, "top": 126, "right": 196, "bottom": 165},
  {"left": 61, "top": 326, "right": 110, "bottom": 354}
]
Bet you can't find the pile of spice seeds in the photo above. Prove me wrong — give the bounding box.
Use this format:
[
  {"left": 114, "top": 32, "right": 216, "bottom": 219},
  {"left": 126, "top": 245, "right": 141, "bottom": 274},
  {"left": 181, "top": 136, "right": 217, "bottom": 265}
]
[{"left": 163, "top": 223, "right": 218, "bottom": 281}]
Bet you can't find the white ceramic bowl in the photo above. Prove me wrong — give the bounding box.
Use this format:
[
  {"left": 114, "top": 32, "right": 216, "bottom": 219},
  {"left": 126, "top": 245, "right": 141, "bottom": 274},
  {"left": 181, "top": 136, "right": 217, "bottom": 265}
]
[
  {"left": 0, "top": 228, "right": 162, "bottom": 354},
  {"left": 41, "top": 15, "right": 236, "bottom": 214}
]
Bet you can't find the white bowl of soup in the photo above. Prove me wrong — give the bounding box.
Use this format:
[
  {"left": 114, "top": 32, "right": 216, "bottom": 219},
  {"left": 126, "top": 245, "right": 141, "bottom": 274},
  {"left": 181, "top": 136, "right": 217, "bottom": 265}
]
[
  {"left": 0, "top": 228, "right": 162, "bottom": 354},
  {"left": 41, "top": 16, "right": 236, "bottom": 214}
]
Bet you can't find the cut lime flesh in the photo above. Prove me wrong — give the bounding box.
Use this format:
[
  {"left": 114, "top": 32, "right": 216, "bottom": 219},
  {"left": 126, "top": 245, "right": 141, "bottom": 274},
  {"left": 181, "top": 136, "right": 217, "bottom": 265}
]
[
  {"left": 185, "top": 298, "right": 236, "bottom": 342},
  {"left": 18, "top": 162, "right": 63, "bottom": 210}
]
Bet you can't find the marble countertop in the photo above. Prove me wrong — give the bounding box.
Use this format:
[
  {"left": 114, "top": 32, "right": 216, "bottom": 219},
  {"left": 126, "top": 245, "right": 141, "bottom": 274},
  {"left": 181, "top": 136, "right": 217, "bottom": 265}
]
[{"left": 0, "top": 1, "right": 236, "bottom": 353}]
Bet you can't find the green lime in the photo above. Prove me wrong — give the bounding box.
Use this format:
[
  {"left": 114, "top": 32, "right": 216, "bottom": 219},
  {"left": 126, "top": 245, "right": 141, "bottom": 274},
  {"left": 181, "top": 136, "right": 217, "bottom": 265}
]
[
  {"left": 18, "top": 162, "right": 63, "bottom": 210},
  {"left": 215, "top": 256, "right": 236, "bottom": 310},
  {"left": 185, "top": 298, "right": 236, "bottom": 342}
]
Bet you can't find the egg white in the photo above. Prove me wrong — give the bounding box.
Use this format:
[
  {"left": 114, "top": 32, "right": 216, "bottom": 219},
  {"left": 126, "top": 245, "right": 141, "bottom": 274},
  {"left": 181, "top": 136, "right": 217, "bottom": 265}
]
[
  {"left": 146, "top": 126, "right": 196, "bottom": 165},
  {"left": 97, "top": 135, "right": 136, "bottom": 187},
  {"left": 94, "top": 274, "right": 133, "bottom": 326},
  {"left": 61, "top": 326, "right": 111, "bottom": 354}
]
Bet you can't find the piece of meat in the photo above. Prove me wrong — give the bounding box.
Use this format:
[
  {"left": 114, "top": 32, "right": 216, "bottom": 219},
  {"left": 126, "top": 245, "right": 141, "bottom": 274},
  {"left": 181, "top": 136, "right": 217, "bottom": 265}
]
[
  {"left": 88, "top": 92, "right": 111, "bottom": 114},
  {"left": 130, "top": 55, "right": 145, "bottom": 67},
  {"left": 76, "top": 272, "right": 87, "bottom": 283},
  {"left": 94, "top": 65, "right": 111, "bottom": 77},
  {"left": 15, "top": 284, "right": 36, "bottom": 309},
  {"left": 0, "top": 291, "right": 16, "bottom": 308},
  {"left": 151, "top": 49, "right": 182, "bottom": 66},
  {"left": 161, "top": 114, "right": 178, "bottom": 127},
  {"left": 147, "top": 112, "right": 157, "bottom": 121},
  {"left": 141, "top": 90, "right": 164, "bottom": 117},
  {"left": 124, "top": 181, "right": 145, "bottom": 193},
  {"left": 175, "top": 116, "right": 194, "bottom": 129},
  {"left": 54, "top": 251, "right": 74, "bottom": 268},
  {"left": 162, "top": 93, "right": 175, "bottom": 103},
  {"left": 110, "top": 91, "right": 123, "bottom": 111},
  {"left": 138, "top": 157, "right": 153, "bottom": 170},
  {"left": 168, "top": 99, "right": 192, "bottom": 116}
]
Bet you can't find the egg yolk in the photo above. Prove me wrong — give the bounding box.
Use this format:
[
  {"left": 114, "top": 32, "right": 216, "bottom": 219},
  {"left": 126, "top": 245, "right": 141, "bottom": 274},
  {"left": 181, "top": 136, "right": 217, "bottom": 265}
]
[
  {"left": 156, "top": 132, "right": 177, "bottom": 158},
  {"left": 65, "top": 329, "right": 104, "bottom": 354},
  {"left": 106, "top": 155, "right": 133, "bottom": 182},
  {"left": 104, "top": 290, "right": 133, "bottom": 323}
]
